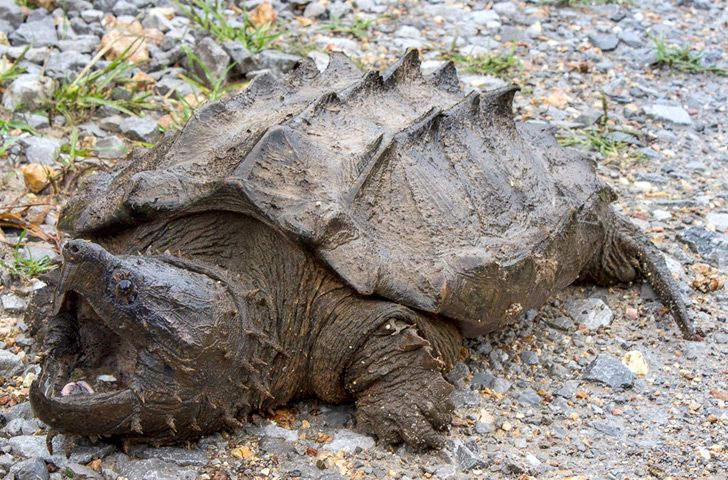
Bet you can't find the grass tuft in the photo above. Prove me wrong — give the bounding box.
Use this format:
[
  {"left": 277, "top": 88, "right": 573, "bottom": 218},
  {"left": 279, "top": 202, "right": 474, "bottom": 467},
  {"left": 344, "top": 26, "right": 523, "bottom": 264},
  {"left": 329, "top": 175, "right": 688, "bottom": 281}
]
[
  {"left": 321, "top": 16, "right": 376, "bottom": 40},
  {"left": 0, "top": 48, "right": 28, "bottom": 86},
  {"left": 652, "top": 37, "right": 727, "bottom": 76},
  {"left": 0, "top": 230, "right": 56, "bottom": 278},
  {"left": 50, "top": 44, "right": 157, "bottom": 124},
  {"left": 445, "top": 50, "right": 521, "bottom": 78},
  {"left": 176, "top": 0, "right": 280, "bottom": 53}
]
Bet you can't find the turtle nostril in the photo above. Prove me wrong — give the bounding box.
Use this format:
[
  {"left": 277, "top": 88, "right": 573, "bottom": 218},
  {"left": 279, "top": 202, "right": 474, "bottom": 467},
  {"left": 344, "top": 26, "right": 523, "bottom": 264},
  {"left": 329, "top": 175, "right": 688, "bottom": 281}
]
[{"left": 67, "top": 243, "right": 80, "bottom": 255}]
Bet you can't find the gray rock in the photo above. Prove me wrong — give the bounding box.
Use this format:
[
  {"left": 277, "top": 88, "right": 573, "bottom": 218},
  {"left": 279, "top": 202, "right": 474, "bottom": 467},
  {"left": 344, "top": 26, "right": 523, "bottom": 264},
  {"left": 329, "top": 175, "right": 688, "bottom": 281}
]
[
  {"left": 222, "top": 41, "right": 257, "bottom": 76},
  {"left": 491, "top": 377, "right": 511, "bottom": 393},
  {"left": 707, "top": 212, "right": 728, "bottom": 231},
  {"left": 322, "top": 429, "right": 375, "bottom": 453},
  {"left": 112, "top": 0, "right": 138, "bottom": 16},
  {"left": 433, "top": 464, "right": 458, "bottom": 479},
  {"left": 520, "top": 350, "right": 539, "bottom": 366},
  {"left": 493, "top": 2, "right": 518, "bottom": 17},
  {"left": 9, "top": 457, "right": 49, "bottom": 480},
  {"left": 62, "top": 463, "right": 102, "bottom": 479},
  {"left": 546, "top": 315, "right": 574, "bottom": 332},
  {"left": 3, "top": 417, "right": 42, "bottom": 436},
  {"left": 0, "top": 348, "right": 24, "bottom": 377},
  {"left": 17, "top": 113, "right": 50, "bottom": 130},
  {"left": 304, "top": 1, "right": 327, "bottom": 18},
  {"left": 2, "top": 292, "right": 27, "bottom": 312},
  {"left": 110, "top": 454, "right": 197, "bottom": 480},
  {"left": 318, "top": 404, "right": 353, "bottom": 427},
  {"left": 583, "top": 354, "right": 634, "bottom": 389},
  {"left": 95, "top": 135, "right": 128, "bottom": 159},
  {"left": 516, "top": 388, "right": 542, "bottom": 406},
  {"left": 193, "top": 37, "right": 231, "bottom": 85},
  {"left": 19, "top": 136, "right": 62, "bottom": 165},
  {"left": 471, "top": 9, "right": 500, "bottom": 26},
  {"left": 568, "top": 298, "right": 613, "bottom": 331},
  {"left": 0, "top": 0, "right": 23, "bottom": 28},
  {"left": 2, "top": 74, "right": 56, "bottom": 111},
  {"left": 57, "top": 35, "right": 100, "bottom": 53},
  {"left": 328, "top": 1, "right": 352, "bottom": 19},
  {"left": 45, "top": 51, "right": 91, "bottom": 81},
  {"left": 131, "top": 446, "right": 208, "bottom": 467},
  {"left": 261, "top": 423, "right": 298, "bottom": 442},
  {"left": 10, "top": 16, "right": 58, "bottom": 47},
  {"left": 119, "top": 117, "right": 161, "bottom": 143},
  {"left": 555, "top": 380, "right": 580, "bottom": 399},
  {"left": 588, "top": 32, "right": 619, "bottom": 51},
  {"left": 678, "top": 227, "right": 728, "bottom": 268},
  {"left": 618, "top": 30, "right": 643, "bottom": 48},
  {"left": 81, "top": 9, "right": 105, "bottom": 23},
  {"left": 591, "top": 420, "right": 623, "bottom": 437},
  {"left": 254, "top": 50, "right": 303, "bottom": 75},
  {"left": 643, "top": 104, "right": 693, "bottom": 125},
  {"left": 471, "top": 370, "right": 495, "bottom": 390},
  {"left": 447, "top": 440, "right": 483, "bottom": 471}
]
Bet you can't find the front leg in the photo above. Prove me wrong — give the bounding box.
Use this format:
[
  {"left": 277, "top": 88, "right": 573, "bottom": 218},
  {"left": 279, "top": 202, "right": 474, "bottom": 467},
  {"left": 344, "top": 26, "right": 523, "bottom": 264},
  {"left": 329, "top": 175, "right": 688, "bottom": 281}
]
[{"left": 345, "top": 315, "right": 461, "bottom": 449}]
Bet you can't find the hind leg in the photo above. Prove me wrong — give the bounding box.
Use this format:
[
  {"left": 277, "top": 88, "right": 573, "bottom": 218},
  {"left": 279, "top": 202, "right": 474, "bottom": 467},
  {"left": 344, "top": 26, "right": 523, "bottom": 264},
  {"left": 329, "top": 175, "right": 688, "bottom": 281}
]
[{"left": 580, "top": 211, "right": 700, "bottom": 339}]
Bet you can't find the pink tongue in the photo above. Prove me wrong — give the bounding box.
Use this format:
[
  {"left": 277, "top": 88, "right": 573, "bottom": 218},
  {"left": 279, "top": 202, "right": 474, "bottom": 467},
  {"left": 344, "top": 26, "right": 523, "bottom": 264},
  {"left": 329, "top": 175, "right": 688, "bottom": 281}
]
[{"left": 60, "top": 381, "right": 95, "bottom": 396}]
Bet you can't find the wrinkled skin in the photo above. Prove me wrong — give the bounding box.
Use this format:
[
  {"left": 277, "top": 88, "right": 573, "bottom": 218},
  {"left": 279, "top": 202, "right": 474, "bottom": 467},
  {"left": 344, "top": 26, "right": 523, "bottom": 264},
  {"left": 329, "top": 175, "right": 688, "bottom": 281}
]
[{"left": 28, "top": 51, "right": 699, "bottom": 449}]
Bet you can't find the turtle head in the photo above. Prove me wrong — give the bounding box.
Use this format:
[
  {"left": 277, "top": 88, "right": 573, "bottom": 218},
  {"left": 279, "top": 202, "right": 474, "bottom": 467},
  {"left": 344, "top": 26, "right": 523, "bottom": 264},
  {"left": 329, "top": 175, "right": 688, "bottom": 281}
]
[{"left": 30, "top": 240, "right": 244, "bottom": 443}]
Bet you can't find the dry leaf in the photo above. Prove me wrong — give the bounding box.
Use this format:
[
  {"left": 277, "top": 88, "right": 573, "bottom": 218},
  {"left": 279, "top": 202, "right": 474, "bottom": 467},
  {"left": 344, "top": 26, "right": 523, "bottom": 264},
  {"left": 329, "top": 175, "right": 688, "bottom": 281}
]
[
  {"left": 100, "top": 20, "right": 150, "bottom": 64},
  {"left": 690, "top": 263, "right": 725, "bottom": 293},
  {"left": 230, "top": 445, "right": 255, "bottom": 460},
  {"left": 269, "top": 407, "right": 297, "bottom": 428},
  {"left": 249, "top": 2, "right": 277, "bottom": 27}
]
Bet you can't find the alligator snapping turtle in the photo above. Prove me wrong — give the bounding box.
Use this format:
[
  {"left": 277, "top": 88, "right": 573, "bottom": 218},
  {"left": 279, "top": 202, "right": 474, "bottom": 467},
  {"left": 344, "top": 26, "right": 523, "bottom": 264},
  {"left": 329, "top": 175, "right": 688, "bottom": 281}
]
[{"left": 29, "top": 51, "right": 697, "bottom": 449}]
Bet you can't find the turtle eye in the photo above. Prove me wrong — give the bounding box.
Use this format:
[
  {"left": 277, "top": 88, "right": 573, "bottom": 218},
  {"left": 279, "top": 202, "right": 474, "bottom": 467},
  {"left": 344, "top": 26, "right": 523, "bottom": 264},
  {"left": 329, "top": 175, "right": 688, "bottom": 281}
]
[{"left": 110, "top": 270, "right": 137, "bottom": 305}]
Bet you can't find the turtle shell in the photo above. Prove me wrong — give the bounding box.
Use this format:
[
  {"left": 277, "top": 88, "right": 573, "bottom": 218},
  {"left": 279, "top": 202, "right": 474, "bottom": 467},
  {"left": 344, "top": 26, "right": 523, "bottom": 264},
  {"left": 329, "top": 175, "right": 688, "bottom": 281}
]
[{"left": 61, "top": 51, "right": 612, "bottom": 336}]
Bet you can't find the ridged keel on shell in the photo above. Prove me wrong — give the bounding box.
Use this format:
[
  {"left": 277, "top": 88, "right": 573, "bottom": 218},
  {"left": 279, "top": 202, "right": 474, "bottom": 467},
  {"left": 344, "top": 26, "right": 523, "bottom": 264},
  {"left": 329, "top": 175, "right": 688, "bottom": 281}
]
[{"left": 61, "top": 50, "right": 610, "bottom": 336}]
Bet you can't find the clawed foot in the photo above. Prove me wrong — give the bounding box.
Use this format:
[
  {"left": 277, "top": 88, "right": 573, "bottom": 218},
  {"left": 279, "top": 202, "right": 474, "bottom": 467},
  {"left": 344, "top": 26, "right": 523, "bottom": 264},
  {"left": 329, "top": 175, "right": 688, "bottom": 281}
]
[{"left": 355, "top": 373, "right": 454, "bottom": 449}]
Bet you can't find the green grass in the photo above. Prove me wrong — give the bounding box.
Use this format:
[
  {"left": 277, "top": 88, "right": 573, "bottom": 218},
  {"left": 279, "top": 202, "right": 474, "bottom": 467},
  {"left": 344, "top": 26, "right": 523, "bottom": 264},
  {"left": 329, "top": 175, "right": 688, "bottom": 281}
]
[
  {"left": 0, "top": 230, "right": 56, "bottom": 278},
  {"left": 652, "top": 37, "right": 727, "bottom": 76},
  {"left": 446, "top": 50, "right": 521, "bottom": 78},
  {"left": 321, "top": 16, "right": 376, "bottom": 40},
  {"left": 0, "top": 118, "right": 36, "bottom": 158},
  {"left": 0, "top": 48, "right": 28, "bottom": 86},
  {"left": 558, "top": 128, "right": 629, "bottom": 156},
  {"left": 176, "top": 0, "right": 280, "bottom": 53},
  {"left": 50, "top": 46, "right": 157, "bottom": 123},
  {"left": 59, "top": 127, "right": 94, "bottom": 171}
]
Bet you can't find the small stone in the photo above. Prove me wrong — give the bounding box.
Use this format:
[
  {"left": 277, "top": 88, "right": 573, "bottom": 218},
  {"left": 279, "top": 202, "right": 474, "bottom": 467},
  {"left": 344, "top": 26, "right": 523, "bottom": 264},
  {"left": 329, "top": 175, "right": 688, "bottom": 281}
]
[
  {"left": 520, "top": 350, "right": 539, "bottom": 366},
  {"left": 447, "top": 440, "right": 483, "bottom": 471},
  {"left": 261, "top": 422, "right": 298, "bottom": 442},
  {"left": 46, "top": 51, "right": 92, "bottom": 81},
  {"left": 2, "top": 292, "right": 27, "bottom": 312},
  {"left": 254, "top": 50, "right": 303, "bottom": 75},
  {"left": 113, "top": 0, "right": 138, "bottom": 16},
  {"left": 678, "top": 227, "right": 728, "bottom": 268},
  {"left": 20, "top": 164, "right": 57, "bottom": 193},
  {"left": 131, "top": 446, "right": 208, "bottom": 467},
  {"left": 491, "top": 377, "right": 512, "bottom": 393},
  {"left": 95, "top": 135, "right": 128, "bottom": 159},
  {"left": 622, "top": 350, "right": 649, "bottom": 376},
  {"left": 472, "top": 9, "right": 500, "bottom": 26},
  {"left": 322, "top": 429, "right": 375, "bottom": 453},
  {"left": 119, "top": 116, "right": 161, "bottom": 143},
  {"left": 569, "top": 298, "right": 613, "bottom": 331},
  {"left": 223, "top": 41, "right": 257, "bottom": 75},
  {"left": 517, "top": 388, "right": 542, "bottom": 406},
  {"left": 707, "top": 212, "right": 728, "bottom": 232},
  {"left": 591, "top": 420, "right": 623, "bottom": 437},
  {"left": 58, "top": 35, "right": 100, "bottom": 53},
  {"left": 10, "top": 15, "right": 58, "bottom": 47},
  {"left": 471, "top": 370, "right": 495, "bottom": 390},
  {"left": 618, "top": 30, "right": 643, "bottom": 47},
  {"left": 588, "top": 32, "right": 619, "bottom": 51},
  {"left": 111, "top": 454, "right": 197, "bottom": 480},
  {"left": 644, "top": 104, "right": 693, "bottom": 125},
  {"left": 9, "top": 457, "right": 50, "bottom": 480},
  {"left": 304, "top": 1, "right": 327, "bottom": 18},
  {"left": 0, "top": 0, "right": 23, "bottom": 28},
  {"left": 546, "top": 315, "right": 574, "bottom": 332},
  {"left": 2, "top": 74, "right": 56, "bottom": 111},
  {"left": 193, "top": 37, "right": 231, "bottom": 85},
  {"left": 0, "top": 348, "right": 24, "bottom": 377},
  {"left": 555, "top": 380, "right": 580, "bottom": 399},
  {"left": 583, "top": 354, "right": 634, "bottom": 389}
]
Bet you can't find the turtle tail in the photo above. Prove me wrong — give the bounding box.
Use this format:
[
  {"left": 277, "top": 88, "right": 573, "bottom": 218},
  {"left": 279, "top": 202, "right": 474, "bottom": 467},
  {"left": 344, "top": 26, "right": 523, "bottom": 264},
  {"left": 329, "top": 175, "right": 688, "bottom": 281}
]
[{"left": 582, "top": 211, "right": 701, "bottom": 340}]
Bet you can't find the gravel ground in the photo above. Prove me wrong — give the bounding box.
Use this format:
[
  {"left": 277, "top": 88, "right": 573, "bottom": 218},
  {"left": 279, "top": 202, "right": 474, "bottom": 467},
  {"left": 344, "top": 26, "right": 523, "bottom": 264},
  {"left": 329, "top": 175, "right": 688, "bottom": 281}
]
[{"left": 0, "top": 1, "right": 726, "bottom": 479}]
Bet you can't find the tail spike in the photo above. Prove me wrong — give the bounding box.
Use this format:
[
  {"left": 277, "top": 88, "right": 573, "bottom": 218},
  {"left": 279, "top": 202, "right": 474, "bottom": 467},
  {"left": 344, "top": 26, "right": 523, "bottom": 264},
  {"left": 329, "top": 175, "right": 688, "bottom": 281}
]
[
  {"left": 429, "top": 61, "right": 461, "bottom": 94},
  {"left": 382, "top": 48, "right": 422, "bottom": 85}
]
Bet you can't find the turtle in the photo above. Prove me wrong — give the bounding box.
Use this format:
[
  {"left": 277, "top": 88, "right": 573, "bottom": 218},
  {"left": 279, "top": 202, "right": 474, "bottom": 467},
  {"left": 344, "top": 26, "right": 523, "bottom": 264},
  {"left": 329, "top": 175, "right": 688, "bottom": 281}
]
[{"left": 28, "top": 50, "right": 699, "bottom": 450}]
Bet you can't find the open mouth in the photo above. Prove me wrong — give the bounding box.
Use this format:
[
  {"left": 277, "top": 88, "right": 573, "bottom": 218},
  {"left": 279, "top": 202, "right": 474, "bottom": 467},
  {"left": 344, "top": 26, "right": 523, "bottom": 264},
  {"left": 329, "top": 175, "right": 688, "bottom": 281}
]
[{"left": 37, "top": 291, "right": 138, "bottom": 401}]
